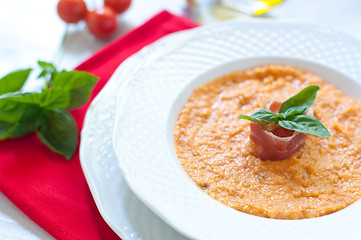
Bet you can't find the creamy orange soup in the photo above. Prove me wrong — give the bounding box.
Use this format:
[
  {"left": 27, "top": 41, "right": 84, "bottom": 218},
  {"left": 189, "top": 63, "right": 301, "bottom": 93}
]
[{"left": 173, "top": 64, "right": 361, "bottom": 219}]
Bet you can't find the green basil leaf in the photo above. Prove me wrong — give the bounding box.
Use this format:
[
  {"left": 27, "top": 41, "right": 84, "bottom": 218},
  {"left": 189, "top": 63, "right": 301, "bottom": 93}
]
[
  {"left": 239, "top": 110, "right": 277, "bottom": 125},
  {"left": 0, "top": 100, "right": 31, "bottom": 124},
  {"left": 0, "top": 92, "right": 42, "bottom": 105},
  {"left": 52, "top": 71, "right": 99, "bottom": 109},
  {"left": 0, "top": 68, "right": 32, "bottom": 95},
  {"left": 279, "top": 85, "right": 320, "bottom": 117},
  {"left": 279, "top": 114, "right": 331, "bottom": 137},
  {"left": 40, "top": 89, "right": 70, "bottom": 110},
  {"left": 36, "top": 109, "right": 78, "bottom": 160},
  {"left": 37, "top": 61, "right": 58, "bottom": 85},
  {"left": 239, "top": 115, "right": 267, "bottom": 125},
  {"left": 250, "top": 109, "right": 278, "bottom": 123},
  {"left": 0, "top": 103, "right": 44, "bottom": 139},
  {"left": 11, "top": 106, "right": 44, "bottom": 138},
  {"left": 0, "top": 121, "right": 14, "bottom": 140},
  {"left": 0, "top": 89, "right": 70, "bottom": 110},
  {"left": 38, "top": 61, "right": 57, "bottom": 76}
]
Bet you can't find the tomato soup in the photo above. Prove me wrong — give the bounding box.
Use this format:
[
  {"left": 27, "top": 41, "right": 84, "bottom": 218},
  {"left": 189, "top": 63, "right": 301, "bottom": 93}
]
[{"left": 173, "top": 64, "right": 361, "bottom": 219}]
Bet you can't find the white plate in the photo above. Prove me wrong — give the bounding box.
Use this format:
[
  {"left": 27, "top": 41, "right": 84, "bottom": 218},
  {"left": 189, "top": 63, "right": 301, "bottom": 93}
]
[{"left": 112, "top": 20, "right": 361, "bottom": 240}]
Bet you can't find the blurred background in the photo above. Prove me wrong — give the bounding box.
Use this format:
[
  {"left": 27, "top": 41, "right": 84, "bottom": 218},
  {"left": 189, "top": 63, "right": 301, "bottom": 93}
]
[
  {"left": 0, "top": 0, "right": 361, "bottom": 239},
  {"left": 1, "top": 0, "right": 361, "bottom": 76}
]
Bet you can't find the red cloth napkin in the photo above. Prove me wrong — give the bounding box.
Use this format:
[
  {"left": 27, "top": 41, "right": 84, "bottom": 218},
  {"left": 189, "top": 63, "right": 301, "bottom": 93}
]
[{"left": 0, "top": 11, "right": 198, "bottom": 240}]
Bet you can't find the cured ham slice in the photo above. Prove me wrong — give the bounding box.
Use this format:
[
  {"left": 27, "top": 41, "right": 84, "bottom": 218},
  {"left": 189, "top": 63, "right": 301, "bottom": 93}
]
[{"left": 250, "top": 101, "right": 306, "bottom": 161}]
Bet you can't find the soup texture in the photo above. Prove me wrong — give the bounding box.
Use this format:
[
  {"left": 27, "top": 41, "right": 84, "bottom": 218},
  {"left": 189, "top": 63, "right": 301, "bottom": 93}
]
[{"left": 173, "top": 64, "right": 361, "bottom": 219}]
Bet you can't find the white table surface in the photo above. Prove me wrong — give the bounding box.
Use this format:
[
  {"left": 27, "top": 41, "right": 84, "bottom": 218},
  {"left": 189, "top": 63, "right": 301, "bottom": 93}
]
[{"left": 0, "top": 0, "right": 360, "bottom": 239}]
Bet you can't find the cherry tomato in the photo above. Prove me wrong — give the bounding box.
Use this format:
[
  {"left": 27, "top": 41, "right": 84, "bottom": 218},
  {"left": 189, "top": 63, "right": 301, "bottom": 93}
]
[
  {"left": 86, "top": 6, "right": 118, "bottom": 39},
  {"left": 104, "top": 0, "right": 131, "bottom": 14},
  {"left": 57, "top": 0, "right": 87, "bottom": 24}
]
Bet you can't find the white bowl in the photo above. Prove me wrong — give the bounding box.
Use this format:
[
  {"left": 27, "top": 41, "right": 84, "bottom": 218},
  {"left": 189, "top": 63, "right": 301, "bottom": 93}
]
[{"left": 113, "top": 20, "right": 361, "bottom": 240}]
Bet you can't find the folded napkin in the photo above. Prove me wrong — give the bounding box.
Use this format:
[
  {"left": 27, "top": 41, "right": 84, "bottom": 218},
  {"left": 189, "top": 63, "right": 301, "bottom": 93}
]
[{"left": 0, "top": 11, "right": 198, "bottom": 240}]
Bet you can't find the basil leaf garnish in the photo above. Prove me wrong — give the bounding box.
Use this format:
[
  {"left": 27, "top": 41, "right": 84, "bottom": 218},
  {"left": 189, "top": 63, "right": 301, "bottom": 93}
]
[
  {"left": 0, "top": 69, "right": 32, "bottom": 95},
  {"left": 279, "top": 85, "right": 319, "bottom": 116},
  {"left": 36, "top": 109, "right": 78, "bottom": 160},
  {"left": 37, "top": 60, "right": 58, "bottom": 85},
  {"left": 0, "top": 121, "right": 14, "bottom": 140},
  {"left": 0, "top": 61, "right": 98, "bottom": 160},
  {"left": 52, "top": 71, "right": 98, "bottom": 109},
  {"left": 250, "top": 109, "right": 278, "bottom": 122},
  {"left": 239, "top": 85, "right": 330, "bottom": 138},
  {"left": 279, "top": 114, "right": 331, "bottom": 137},
  {"left": 10, "top": 106, "right": 44, "bottom": 138},
  {"left": 0, "top": 89, "right": 71, "bottom": 110},
  {"left": 239, "top": 115, "right": 267, "bottom": 125},
  {"left": 0, "top": 99, "right": 35, "bottom": 125},
  {"left": 40, "top": 89, "right": 71, "bottom": 110},
  {"left": 0, "top": 92, "right": 42, "bottom": 104}
]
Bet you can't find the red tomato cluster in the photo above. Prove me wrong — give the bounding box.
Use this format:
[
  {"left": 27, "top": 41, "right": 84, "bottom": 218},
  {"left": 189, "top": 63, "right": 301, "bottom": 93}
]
[{"left": 57, "top": 0, "right": 131, "bottom": 39}]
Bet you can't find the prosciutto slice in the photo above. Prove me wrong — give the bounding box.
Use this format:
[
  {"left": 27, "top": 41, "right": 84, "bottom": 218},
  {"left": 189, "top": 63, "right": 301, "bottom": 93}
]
[{"left": 250, "top": 101, "right": 306, "bottom": 161}]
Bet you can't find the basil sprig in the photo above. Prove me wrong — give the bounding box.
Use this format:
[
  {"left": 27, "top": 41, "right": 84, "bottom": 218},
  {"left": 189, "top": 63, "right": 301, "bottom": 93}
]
[
  {"left": 239, "top": 85, "right": 331, "bottom": 138},
  {"left": 0, "top": 61, "right": 99, "bottom": 160}
]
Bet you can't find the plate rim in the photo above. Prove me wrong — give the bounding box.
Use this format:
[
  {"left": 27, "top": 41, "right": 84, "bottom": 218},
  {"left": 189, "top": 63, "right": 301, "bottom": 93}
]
[{"left": 79, "top": 28, "right": 198, "bottom": 239}]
